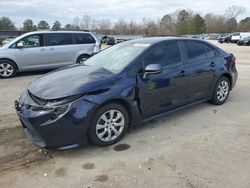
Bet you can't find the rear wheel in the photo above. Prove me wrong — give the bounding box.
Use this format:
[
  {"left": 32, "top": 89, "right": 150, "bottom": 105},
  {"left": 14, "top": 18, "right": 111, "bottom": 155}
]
[
  {"left": 88, "top": 103, "right": 129, "bottom": 146},
  {"left": 76, "top": 54, "right": 90, "bottom": 64},
  {"left": 211, "top": 77, "right": 230, "bottom": 105},
  {"left": 0, "top": 60, "right": 17, "bottom": 78}
]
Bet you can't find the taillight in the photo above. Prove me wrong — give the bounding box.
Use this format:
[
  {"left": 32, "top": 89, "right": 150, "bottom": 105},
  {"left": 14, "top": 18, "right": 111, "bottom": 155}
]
[
  {"left": 231, "top": 56, "right": 236, "bottom": 63},
  {"left": 226, "top": 54, "right": 236, "bottom": 63},
  {"left": 225, "top": 54, "right": 236, "bottom": 69}
]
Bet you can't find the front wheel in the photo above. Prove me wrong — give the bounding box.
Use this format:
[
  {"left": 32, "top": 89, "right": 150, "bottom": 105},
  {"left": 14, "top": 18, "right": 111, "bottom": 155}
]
[
  {"left": 0, "top": 60, "right": 17, "bottom": 78},
  {"left": 211, "top": 77, "right": 230, "bottom": 105},
  {"left": 88, "top": 103, "right": 129, "bottom": 146}
]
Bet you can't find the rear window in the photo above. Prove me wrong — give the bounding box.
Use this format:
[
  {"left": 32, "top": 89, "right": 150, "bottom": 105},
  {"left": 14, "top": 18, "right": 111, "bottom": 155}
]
[
  {"left": 184, "top": 41, "right": 215, "bottom": 62},
  {"left": 44, "top": 33, "right": 73, "bottom": 46},
  {"left": 73, "top": 33, "right": 95, "bottom": 44}
]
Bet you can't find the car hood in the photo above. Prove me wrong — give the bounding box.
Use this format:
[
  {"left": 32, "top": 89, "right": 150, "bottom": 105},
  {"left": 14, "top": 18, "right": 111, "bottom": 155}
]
[
  {"left": 0, "top": 46, "right": 7, "bottom": 51},
  {"left": 28, "top": 65, "right": 115, "bottom": 100}
]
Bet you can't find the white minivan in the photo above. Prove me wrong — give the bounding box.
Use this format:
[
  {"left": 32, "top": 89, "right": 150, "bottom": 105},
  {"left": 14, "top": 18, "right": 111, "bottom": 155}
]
[{"left": 0, "top": 31, "right": 101, "bottom": 78}]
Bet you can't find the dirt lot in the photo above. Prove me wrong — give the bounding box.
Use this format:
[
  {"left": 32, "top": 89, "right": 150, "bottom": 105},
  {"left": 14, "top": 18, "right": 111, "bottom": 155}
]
[{"left": 0, "top": 41, "right": 250, "bottom": 188}]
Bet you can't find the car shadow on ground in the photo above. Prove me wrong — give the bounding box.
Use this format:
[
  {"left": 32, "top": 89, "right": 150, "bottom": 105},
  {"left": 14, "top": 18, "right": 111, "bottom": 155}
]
[
  {"left": 60, "top": 102, "right": 210, "bottom": 157},
  {"left": 15, "top": 70, "right": 53, "bottom": 78}
]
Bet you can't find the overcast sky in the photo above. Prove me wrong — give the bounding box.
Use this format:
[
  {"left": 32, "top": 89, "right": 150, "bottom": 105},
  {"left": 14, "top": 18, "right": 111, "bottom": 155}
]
[{"left": 1, "top": 0, "right": 250, "bottom": 28}]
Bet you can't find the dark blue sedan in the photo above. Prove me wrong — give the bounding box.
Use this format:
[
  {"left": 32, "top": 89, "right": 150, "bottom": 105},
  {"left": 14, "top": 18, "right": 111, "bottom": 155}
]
[{"left": 15, "top": 37, "right": 238, "bottom": 149}]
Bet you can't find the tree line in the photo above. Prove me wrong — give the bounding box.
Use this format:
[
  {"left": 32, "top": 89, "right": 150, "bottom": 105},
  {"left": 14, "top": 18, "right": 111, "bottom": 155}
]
[{"left": 0, "top": 5, "right": 250, "bottom": 36}]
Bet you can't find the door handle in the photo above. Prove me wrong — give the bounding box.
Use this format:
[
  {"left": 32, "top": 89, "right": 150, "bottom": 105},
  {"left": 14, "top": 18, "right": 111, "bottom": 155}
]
[
  {"left": 50, "top": 47, "right": 55, "bottom": 51},
  {"left": 209, "top": 62, "right": 215, "bottom": 67},
  {"left": 41, "top": 48, "right": 47, "bottom": 52},
  {"left": 179, "top": 70, "right": 186, "bottom": 76}
]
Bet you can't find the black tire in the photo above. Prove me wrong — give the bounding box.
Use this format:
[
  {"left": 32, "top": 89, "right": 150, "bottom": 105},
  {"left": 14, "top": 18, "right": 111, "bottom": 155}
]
[
  {"left": 88, "top": 103, "right": 129, "bottom": 146},
  {"left": 211, "top": 77, "right": 230, "bottom": 105},
  {"left": 0, "top": 60, "right": 17, "bottom": 78},
  {"left": 76, "top": 54, "right": 90, "bottom": 64}
]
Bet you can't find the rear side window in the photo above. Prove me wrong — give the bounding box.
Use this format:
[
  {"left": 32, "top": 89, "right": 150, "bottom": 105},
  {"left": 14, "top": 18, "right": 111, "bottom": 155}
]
[
  {"left": 45, "top": 33, "right": 73, "bottom": 46},
  {"left": 143, "top": 41, "right": 181, "bottom": 69},
  {"left": 73, "top": 33, "right": 95, "bottom": 44},
  {"left": 184, "top": 41, "right": 215, "bottom": 62}
]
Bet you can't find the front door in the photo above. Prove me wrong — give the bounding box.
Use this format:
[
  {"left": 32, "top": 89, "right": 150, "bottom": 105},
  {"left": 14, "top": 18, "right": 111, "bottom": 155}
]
[
  {"left": 14, "top": 34, "right": 49, "bottom": 70},
  {"left": 137, "top": 41, "right": 190, "bottom": 119}
]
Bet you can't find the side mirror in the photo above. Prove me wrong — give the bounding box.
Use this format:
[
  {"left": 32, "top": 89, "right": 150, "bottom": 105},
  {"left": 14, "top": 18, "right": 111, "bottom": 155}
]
[
  {"left": 17, "top": 42, "right": 24, "bottom": 48},
  {"left": 143, "top": 64, "right": 162, "bottom": 79}
]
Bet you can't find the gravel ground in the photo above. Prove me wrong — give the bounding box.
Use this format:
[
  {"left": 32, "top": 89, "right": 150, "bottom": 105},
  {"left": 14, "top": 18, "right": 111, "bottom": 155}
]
[{"left": 0, "top": 41, "right": 250, "bottom": 188}]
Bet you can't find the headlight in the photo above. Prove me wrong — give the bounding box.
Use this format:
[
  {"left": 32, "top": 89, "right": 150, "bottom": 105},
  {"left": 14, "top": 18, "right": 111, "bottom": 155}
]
[
  {"left": 50, "top": 104, "right": 69, "bottom": 120},
  {"left": 45, "top": 95, "right": 80, "bottom": 107}
]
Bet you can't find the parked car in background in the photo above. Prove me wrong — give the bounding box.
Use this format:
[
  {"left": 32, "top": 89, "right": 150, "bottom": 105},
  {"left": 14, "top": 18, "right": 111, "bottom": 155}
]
[
  {"left": 218, "top": 35, "right": 232, "bottom": 43},
  {"left": 237, "top": 36, "right": 250, "bottom": 46},
  {"left": 230, "top": 33, "right": 241, "bottom": 43},
  {"left": 101, "top": 36, "right": 115, "bottom": 45},
  {"left": 0, "top": 31, "right": 101, "bottom": 78},
  {"left": 230, "top": 32, "right": 250, "bottom": 44},
  {"left": 239, "top": 32, "right": 250, "bottom": 40},
  {"left": 15, "top": 37, "right": 238, "bottom": 149},
  {"left": 206, "top": 34, "right": 220, "bottom": 40},
  {"left": 106, "top": 37, "right": 115, "bottom": 45},
  {"left": 2, "top": 36, "right": 16, "bottom": 45},
  {"left": 116, "top": 38, "right": 128, "bottom": 43}
]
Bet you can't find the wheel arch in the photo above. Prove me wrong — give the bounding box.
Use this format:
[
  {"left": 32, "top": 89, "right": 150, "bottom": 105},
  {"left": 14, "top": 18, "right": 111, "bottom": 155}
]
[
  {"left": 97, "top": 98, "right": 134, "bottom": 127},
  {"left": 0, "top": 58, "right": 19, "bottom": 70},
  {"left": 76, "top": 54, "right": 91, "bottom": 63},
  {"left": 220, "top": 73, "right": 232, "bottom": 90}
]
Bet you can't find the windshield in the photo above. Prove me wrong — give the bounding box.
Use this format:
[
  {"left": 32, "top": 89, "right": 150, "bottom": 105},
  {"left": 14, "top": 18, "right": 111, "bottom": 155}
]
[{"left": 84, "top": 42, "right": 150, "bottom": 73}]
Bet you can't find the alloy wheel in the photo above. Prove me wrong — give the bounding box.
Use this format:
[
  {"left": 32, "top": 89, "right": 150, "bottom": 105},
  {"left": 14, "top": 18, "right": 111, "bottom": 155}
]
[
  {"left": 96, "top": 110, "right": 125, "bottom": 142},
  {"left": 217, "top": 80, "right": 229, "bottom": 102},
  {"left": 0, "top": 63, "right": 14, "bottom": 77}
]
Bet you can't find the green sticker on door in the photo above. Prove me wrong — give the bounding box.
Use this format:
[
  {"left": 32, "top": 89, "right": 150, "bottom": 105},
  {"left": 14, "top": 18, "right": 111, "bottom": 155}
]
[{"left": 147, "top": 82, "right": 157, "bottom": 91}]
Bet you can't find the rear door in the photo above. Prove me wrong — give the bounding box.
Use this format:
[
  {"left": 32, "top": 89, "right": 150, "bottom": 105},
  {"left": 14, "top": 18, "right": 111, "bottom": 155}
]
[
  {"left": 182, "top": 40, "right": 217, "bottom": 100},
  {"left": 72, "top": 33, "right": 96, "bottom": 54},
  {"left": 44, "top": 33, "right": 76, "bottom": 67},
  {"left": 137, "top": 41, "right": 190, "bottom": 118}
]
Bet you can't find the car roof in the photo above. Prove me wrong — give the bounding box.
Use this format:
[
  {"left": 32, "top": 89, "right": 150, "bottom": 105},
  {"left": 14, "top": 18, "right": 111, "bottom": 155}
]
[
  {"left": 2, "top": 30, "right": 96, "bottom": 48},
  {"left": 23, "top": 30, "right": 92, "bottom": 35},
  {"left": 127, "top": 37, "right": 207, "bottom": 45}
]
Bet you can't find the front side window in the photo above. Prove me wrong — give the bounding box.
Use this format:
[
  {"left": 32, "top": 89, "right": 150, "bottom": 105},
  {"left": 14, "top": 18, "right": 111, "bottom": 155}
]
[
  {"left": 184, "top": 41, "right": 215, "bottom": 62},
  {"left": 142, "top": 41, "right": 181, "bottom": 69},
  {"left": 73, "top": 33, "right": 95, "bottom": 44},
  {"left": 16, "top": 34, "right": 41, "bottom": 48},
  {"left": 45, "top": 33, "right": 73, "bottom": 46}
]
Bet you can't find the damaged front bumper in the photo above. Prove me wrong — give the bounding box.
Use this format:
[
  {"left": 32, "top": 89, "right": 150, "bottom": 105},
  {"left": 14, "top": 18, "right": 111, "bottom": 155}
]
[{"left": 14, "top": 92, "right": 97, "bottom": 149}]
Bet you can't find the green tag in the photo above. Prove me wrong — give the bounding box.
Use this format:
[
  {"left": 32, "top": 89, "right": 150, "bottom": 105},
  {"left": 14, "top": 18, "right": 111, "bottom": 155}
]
[{"left": 147, "top": 82, "right": 157, "bottom": 91}]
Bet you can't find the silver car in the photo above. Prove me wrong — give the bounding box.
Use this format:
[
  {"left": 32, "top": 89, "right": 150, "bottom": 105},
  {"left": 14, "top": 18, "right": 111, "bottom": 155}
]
[{"left": 0, "top": 31, "right": 101, "bottom": 78}]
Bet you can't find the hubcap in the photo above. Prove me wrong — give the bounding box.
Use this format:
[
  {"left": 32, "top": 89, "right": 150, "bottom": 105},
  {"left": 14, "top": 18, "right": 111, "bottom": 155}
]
[
  {"left": 0, "top": 63, "right": 14, "bottom": 77},
  {"left": 217, "top": 80, "right": 229, "bottom": 102},
  {"left": 96, "top": 110, "right": 125, "bottom": 142}
]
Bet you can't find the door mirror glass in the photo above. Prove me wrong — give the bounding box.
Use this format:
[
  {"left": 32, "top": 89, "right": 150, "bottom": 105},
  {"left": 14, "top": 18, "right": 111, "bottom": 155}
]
[
  {"left": 143, "top": 64, "right": 162, "bottom": 79},
  {"left": 17, "top": 42, "right": 24, "bottom": 48}
]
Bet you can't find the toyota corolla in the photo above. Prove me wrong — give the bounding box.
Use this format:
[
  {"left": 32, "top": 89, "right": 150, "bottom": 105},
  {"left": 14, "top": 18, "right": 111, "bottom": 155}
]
[{"left": 15, "top": 37, "right": 238, "bottom": 149}]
